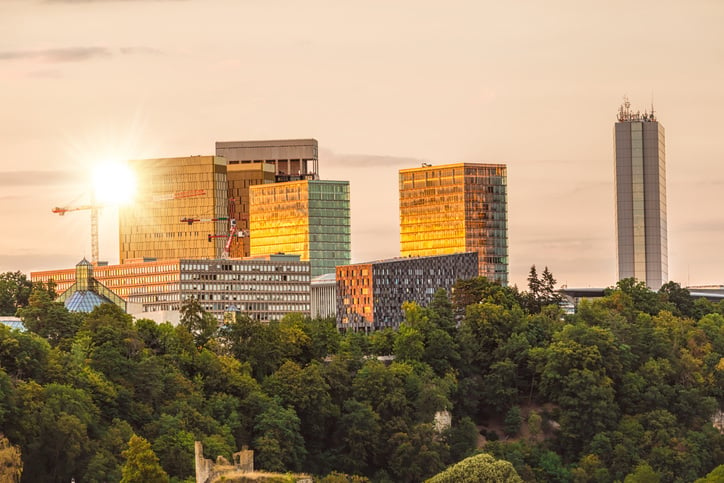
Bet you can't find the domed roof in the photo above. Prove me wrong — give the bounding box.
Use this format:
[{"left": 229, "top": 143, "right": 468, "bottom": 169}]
[{"left": 64, "top": 290, "right": 114, "bottom": 313}]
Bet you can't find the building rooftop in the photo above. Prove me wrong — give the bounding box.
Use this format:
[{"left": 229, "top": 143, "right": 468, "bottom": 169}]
[
  {"left": 340, "top": 252, "right": 477, "bottom": 267},
  {"left": 399, "top": 161, "right": 506, "bottom": 173},
  {"left": 0, "top": 317, "right": 24, "bottom": 331},
  {"left": 64, "top": 290, "right": 119, "bottom": 313},
  {"left": 312, "top": 273, "right": 336, "bottom": 284}
]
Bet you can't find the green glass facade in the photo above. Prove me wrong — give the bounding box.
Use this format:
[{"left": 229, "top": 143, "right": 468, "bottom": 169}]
[{"left": 250, "top": 180, "right": 350, "bottom": 277}]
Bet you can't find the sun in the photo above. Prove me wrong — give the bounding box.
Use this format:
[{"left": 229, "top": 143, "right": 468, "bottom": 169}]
[{"left": 92, "top": 161, "right": 137, "bottom": 205}]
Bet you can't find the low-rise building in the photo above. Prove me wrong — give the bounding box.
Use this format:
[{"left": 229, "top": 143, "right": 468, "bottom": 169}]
[
  {"left": 336, "top": 252, "right": 478, "bottom": 331},
  {"left": 32, "top": 254, "right": 311, "bottom": 322},
  {"left": 311, "top": 273, "right": 336, "bottom": 319}
]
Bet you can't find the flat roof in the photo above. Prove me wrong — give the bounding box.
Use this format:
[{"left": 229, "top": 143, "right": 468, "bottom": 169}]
[{"left": 399, "top": 162, "right": 506, "bottom": 173}]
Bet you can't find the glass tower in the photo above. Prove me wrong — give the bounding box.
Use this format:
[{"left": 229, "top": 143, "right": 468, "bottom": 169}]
[
  {"left": 614, "top": 99, "right": 667, "bottom": 290},
  {"left": 399, "top": 163, "right": 508, "bottom": 284},
  {"left": 249, "top": 180, "right": 351, "bottom": 276},
  {"left": 119, "top": 156, "right": 229, "bottom": 262}
]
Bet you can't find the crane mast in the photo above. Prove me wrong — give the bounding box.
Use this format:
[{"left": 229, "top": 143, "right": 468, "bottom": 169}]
[{"left": 53, "top": 189, "right": 206, "bottom": 265}]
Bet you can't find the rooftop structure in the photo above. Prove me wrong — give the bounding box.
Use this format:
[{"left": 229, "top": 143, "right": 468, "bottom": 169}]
[
  {"left": 215, "top": 139, "right": 319, "bottom": 180},
  {"left": 57, "top": 259, "right": 127, "bottom": 313}
]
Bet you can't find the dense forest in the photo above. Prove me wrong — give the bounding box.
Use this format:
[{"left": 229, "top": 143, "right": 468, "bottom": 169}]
[{"left": 0, "top": 269, "right": 722, "bottom": 482}]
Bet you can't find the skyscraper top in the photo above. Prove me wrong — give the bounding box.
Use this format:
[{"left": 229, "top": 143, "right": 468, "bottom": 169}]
[{"left": 617, "top": 96, "right": 657, "bottom": 123}]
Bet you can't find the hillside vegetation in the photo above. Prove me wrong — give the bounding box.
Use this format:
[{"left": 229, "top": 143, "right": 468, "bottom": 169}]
[{"left": 0, "top": 273, "right": 722, "bottom": 482}]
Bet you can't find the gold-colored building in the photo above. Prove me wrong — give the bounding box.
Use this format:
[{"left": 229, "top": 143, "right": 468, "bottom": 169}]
[
  {"left": 119, "top": 156, "right": 229, "bottom": 263},
  {"left": 249, "top": 180, "right": 350, "bottom": 277},
  {"left": 399, "top": 163, "right": 508, "bottom": 284},
  {"left": 226, "top": 163, "right": 276, "bottom": 258}
]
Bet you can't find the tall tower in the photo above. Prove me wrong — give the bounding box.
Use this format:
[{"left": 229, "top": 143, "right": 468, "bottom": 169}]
[
  {"left": 249, "top": 179, "right": 351, "bottom": 276},
  {"left": 399, "top": 163, "right": 508, "bottom": 284},
  {"left": 614, "top": 98, "right": 667, "bottom": 289},
  {"left": 119, "top": 156, "right": 229, "bottom": 263}
]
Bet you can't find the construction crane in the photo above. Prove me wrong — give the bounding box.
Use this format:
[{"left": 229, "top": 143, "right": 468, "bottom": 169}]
[
  {"left": 206, "top": 218, "right": 249, "bottom": 259},
  {"left": 53, "top": 189, "right": 207, "bottom": 265}
]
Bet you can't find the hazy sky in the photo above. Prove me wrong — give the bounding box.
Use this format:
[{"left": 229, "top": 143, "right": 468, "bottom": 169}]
[{"left": 2, "top": 0, "right": 723, "bottom": 289}]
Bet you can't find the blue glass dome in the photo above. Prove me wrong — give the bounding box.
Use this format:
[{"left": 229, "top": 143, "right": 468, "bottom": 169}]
[{"left": 64, "top": 290, "right": 114, "bottom": 313}]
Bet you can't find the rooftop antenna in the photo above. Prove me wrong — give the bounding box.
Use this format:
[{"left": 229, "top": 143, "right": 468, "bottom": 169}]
[{"left": 650, "top": 91, "right": 656, "bottom": 121}]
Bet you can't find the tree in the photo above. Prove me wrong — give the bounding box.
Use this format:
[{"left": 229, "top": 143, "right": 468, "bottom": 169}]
[
  {"left": 253, "top": 402, "right": 306, "bottom": 472},
  {"left": 451, "top": 277, "right": 523, "bottom": 317},
  {"left": 658, "top": 281, "right": 695, "bottom": 318},
  {"left": 695, "top": 465, "right": 724, "bottom": 483},
  {"left": 426, "top": 452, "right": 523, "bottom": 483},
  {"left": 179, "top": 298, "right": 218, "bottom": 348},
  {"left": 0, "top": 272, "right": 33, "bottom": 316},
  {"left": 121, "top": 435, "right": 169, "bottom": 483},
  {"left": 334, "top": 399, "right": 381, "bottom": 476},
  {"left": 526, "top": 265, "right": 542, "bottom": 312},
  {"left": 0, "top": 434, "right": 22, "bottom": 483},
  {"left": 623, "top": 462, "right": 660, "bottom": 483},
  {"left": 16, "top": 284, "right": 80, "bottom": 349},
  {"left": 503, "top": 406, "right": 522, "bottom": 437},
  {"left": 524, "top": 265, "right": 561, "bottom": 313}
]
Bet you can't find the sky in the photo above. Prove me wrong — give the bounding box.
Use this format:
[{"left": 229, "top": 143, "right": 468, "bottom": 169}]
[{"left": 1, "top": 0, "right": 723, "bottom": 289}]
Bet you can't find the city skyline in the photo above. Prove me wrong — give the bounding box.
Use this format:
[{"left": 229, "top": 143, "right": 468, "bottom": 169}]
[{"left": 2, "top": 1, "right": 723, "bottom": 289}]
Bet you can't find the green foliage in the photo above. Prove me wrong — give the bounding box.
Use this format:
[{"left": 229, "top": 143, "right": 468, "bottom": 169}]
[
  {"left": 0, "top": 271, "right": 33, "bottom": 316},
  {"left": 425, "top": 452, "right": 523, "bottom": 483},
  {"left": 695, "top": 464, "right": 724, "bottom": 483},
  {"left": 253, "top": 401, "right": 306, "bottom": 472},
  {"left": 180, "top": 298, "right": 218, "bottom": 348},
  {"left": 121, "top": 435, "right": 169, "bottom": 483},
  {"left": 1, "top": 274, "right": 721, "bottom": 481},
  {"left": 0, "top": 434, "right": 22, "bottom": 483},
  {"left": 525, "top": 265, "right": 562, "bottom": 313},
  {"left": 17, "top": 284, "right": 79, "bottom": 349},
  {"left": 624, "top": 462, "right": 660, "bottom": 483},
  {"left": 503, "top": 406, "right": 522, "bottom": 437}
]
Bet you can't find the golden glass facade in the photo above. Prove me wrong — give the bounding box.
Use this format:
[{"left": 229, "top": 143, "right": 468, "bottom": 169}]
[
  {"left": 249, "top": 180, "right": 351, "bottom": 277},
  {"left": 399, "top": 163, "right": 508, "bottom": 284},
  {"left": 119, "top": 156, "right": 229, "bottom": 263},
  {"left": 226, "top": 163, "right": 276, "bottom": 258}
]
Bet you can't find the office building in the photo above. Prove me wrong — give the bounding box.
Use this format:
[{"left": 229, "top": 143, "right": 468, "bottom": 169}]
[
  {"left": 336, "top": 252, "right": 478, "bottom": 331},
  {"left": 399, "top": 163, "right": 508, "bottom": 284},
  {"left": 216, "top": 139, "right": 320, "bottom": 258},
  {"left": 614, "top": 99, "right": 667, "bottom": 290},
  {"left": 226, "top": 163, "right": 276, "bottom": 258},
  {"left": 32, "top": 254, "right": 311, "bottom": 322},
  {"left": 119, "top": 156, "right": 229, "bottom": 263},
  {"left": 249, "top": 180, "right": 351, "bottom": 277}
]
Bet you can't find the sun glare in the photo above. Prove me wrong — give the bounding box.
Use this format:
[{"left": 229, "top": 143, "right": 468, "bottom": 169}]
[{"left": 92, "top": 161, "right": 137, "bottom": 205}]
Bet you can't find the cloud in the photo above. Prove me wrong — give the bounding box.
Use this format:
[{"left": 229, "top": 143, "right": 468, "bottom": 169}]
[
  {"left": 0, "top": 170, "right": 80, "bottom": 187},
  {"left": 320, "top": 150, "right": 421, "bottom": 169},
  {"left": 45, "top": 0, "right": 186, "bottom": 3},
  {"left": 0, "top": 46, "right": 161, "bottom": 63}
]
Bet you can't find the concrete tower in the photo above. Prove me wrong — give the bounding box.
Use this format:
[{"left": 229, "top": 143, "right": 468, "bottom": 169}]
[{"left": 614, "top": 98, "right": 667, "bottom": 290}]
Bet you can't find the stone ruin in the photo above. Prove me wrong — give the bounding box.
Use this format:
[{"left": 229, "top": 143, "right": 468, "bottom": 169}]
[{"left": 195, "top": 441, "right": 254, "bottom": 483}]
